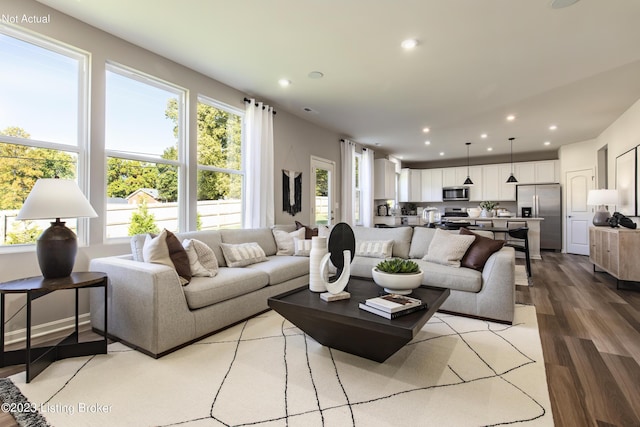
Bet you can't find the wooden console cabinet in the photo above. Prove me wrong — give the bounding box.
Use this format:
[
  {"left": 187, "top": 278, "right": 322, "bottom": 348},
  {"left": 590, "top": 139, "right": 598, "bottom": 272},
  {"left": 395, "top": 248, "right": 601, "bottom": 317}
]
[{"left": 589, "top": 227, "right": 640, "bottom": 288}]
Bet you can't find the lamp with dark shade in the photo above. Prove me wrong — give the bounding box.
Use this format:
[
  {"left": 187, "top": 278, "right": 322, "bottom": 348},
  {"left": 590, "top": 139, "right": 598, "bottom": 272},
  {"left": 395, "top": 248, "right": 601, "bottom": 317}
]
[
  {"left": 463, "top": 142, "right": 474, "bottom": 185},
  {"left": 506, "top": 137, "right": 518, "bottom": 183},
  {"left": 587, "top": 189, "right": 618, "bottom": 226},
  {"left": 16, "top": 178, "right": 97, "bottom": 279}
]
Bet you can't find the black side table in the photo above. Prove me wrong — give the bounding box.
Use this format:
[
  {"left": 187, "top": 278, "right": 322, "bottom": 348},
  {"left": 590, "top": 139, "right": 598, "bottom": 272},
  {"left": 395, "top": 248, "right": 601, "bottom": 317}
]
[{"left": 0, "top": 272, "right": 108, "bottom": 382}]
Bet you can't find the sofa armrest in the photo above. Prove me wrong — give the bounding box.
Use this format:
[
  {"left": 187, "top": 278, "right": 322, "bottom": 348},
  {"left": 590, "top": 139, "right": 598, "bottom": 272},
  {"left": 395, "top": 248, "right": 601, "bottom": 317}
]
[
  {"left": 89, "top": 256, "right": 196, "bottom": 356},
  {"left": 478, "top": 246, "right": 516, "bottom": 323}
]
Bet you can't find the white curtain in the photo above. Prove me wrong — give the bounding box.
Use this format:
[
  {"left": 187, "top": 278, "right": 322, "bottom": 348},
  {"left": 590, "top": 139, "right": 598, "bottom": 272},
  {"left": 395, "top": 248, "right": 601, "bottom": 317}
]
[
  {"left": 340, "top": 139, "right": 356, "bottom": 226},
  {"left": 244, "top": 99, "right": 274, "bottom": 228},
  {"left": 362, "top": 147, "right": 375, "bottom": 227}
]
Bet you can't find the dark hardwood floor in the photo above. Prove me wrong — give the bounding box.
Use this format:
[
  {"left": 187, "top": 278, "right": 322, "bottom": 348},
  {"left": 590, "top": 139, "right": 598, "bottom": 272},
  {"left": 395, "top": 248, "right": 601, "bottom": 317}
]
[{"left": 1, "top": 252, "right": 639, "bottom": 426}]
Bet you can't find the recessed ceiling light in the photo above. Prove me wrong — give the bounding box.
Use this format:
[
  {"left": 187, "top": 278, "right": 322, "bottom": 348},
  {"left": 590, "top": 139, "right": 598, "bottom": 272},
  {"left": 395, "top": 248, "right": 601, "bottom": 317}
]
[
  {"left": 549, "top": 125, "right": 557, "bottom": 131},
  {"left": 424, "top": 140, "right": 431, "bottom": 145},
  {"left": 481, "top": 133, "right": 488, "bottom": 139},
  {"left": 487, "top": 147, "right": 493, "bottom": 151},
  {"left": 401, "top": 39, "right": 418, "bottom": 49},
  {"left": 544, "top": 141, "right": 551, "bottom": 146},
  {"left": 308, "top": 71, "right": 324, "bottom": 79},
  {"left": 302, "top": 107, "right": 318, "bottom": 114},
  {"left": 278, "top": 78, "right": 291, "bottom": 87},
  {"left": 506, "top": 114, "right": 516, "bottom": 121},
  {"left": 439, "top": 152, "right": 444, "bottom": 156},
  {"left": 422, "top": 127, "right": 430, "bottom": 133}
]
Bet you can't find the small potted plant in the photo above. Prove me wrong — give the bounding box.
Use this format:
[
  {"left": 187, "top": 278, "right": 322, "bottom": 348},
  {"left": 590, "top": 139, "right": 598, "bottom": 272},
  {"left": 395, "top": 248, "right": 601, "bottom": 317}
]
[
  {"left": 479, "top": 201, "right": 498, "bottom": 217},
  {"left": 372, "top": 258, "right": 424, "bottom": 295}
]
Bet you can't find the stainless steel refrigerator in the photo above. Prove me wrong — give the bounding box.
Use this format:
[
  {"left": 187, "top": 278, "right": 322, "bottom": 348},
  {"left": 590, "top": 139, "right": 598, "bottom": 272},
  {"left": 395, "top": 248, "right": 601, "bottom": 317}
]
[{"left": 517, "top": 184, "right": 562, "bottom": 251}]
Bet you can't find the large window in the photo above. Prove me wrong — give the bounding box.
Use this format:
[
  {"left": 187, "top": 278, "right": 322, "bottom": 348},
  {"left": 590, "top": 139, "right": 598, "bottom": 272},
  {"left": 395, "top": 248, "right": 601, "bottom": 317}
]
[
  {"left": 105, "top": 64, "right": 185, "bottom": 238},
  {"left": 196, "top": 96, "right": 244, "bottom": 230},
  {"left": 0, "top": 27, "right": 87, "bottom": 247},
  {"left": 354, "top": 152, "right": 362, "bottom": 225}
]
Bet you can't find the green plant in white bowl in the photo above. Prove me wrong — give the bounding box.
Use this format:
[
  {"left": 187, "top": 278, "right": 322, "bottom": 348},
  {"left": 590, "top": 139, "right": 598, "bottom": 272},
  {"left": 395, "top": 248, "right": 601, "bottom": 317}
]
[
  {"left": 479, "top": 201, "right": 498, "bottom": 211},
  {"left": 372, "top": 258, "right": 424, "bottom": 295}
]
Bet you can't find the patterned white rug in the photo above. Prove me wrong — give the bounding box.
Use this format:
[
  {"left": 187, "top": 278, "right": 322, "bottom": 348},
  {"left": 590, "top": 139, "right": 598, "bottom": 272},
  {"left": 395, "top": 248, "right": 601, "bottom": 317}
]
[
  {"left": 515, "top": 264, "right": 531, "bottom": 286},
  {"left": 1, "top": 305, "right": 552, "bottom": 426}
]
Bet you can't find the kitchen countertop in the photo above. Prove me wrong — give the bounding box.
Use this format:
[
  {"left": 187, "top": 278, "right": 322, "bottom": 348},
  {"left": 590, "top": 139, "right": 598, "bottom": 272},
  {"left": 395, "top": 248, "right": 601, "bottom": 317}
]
[{"left": 444, "top": 216, "right": 544, "bottom": 221}]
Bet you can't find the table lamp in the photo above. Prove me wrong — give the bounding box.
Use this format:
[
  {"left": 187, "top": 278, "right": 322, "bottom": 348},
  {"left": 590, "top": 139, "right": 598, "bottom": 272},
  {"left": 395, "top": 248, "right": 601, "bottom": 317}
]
[
  {"left": 16, "top": 178, "right": 98, "bottom": 279},
  {"left": 587, "top": 189, "right": 618, "bottom": 226}
]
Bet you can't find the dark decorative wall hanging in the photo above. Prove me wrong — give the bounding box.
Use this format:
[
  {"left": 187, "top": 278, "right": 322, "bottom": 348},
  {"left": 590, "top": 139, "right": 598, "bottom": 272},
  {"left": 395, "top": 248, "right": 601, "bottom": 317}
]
[{"left": 283, "top": 170, "right": 302, "bottom": 216}]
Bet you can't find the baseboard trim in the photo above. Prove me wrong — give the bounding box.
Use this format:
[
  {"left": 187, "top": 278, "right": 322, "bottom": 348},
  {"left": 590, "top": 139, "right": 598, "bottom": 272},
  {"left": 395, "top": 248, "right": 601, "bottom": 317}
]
[{"left": 4, "top": 313, "right": 91, "bottom": 345}]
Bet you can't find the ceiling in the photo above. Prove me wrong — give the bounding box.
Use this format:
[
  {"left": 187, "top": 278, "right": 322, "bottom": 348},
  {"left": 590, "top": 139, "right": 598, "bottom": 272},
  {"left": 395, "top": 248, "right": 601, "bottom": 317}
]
[{"left": 37, "top": 0, "right": 640, "bottom": 163}]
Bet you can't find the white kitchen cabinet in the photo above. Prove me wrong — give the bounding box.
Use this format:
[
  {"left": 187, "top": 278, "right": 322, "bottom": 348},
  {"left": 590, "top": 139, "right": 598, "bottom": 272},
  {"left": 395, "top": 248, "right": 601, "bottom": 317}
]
[
  {"left": 514, "top": 162, "right": 536, "bottom": 184},
  {"left": 374, "top": 159, "right": 396, "bottom": 200},
  {"left": 442, "top": 167, "right": 468, "bottom": 187},
  {"left": 421, "top": 168, "right": 443, "bottom": 202},
  {"left": 468, "top": 166, "right": 483, "bottom": 201},
  {"left": 514, "top": 160, "right": 558, "bottom": 184},
  {"left": 482, "top": 164, "right": 516, "bottom": 201},
  {"left": 399, "top": 168, "right": 421, "bottom": 202}
]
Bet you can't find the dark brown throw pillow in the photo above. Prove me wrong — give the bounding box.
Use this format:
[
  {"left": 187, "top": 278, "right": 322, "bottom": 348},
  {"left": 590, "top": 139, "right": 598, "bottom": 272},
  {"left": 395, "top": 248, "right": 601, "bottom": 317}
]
[
  {"left": 165, "top": 229, "right": 192, "bottom": 285},
  {"left": 295, "top": 221, "right": 318, "bottom": 240},
  {"left": 459, "top": 227, "right": 505, "bottom": 271}
]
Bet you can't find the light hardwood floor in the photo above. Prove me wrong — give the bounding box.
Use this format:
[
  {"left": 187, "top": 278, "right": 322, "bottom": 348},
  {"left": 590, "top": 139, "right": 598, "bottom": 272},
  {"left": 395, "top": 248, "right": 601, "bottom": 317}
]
[{"left": 1, "top": 253, "right": 639, "bottom": 426}]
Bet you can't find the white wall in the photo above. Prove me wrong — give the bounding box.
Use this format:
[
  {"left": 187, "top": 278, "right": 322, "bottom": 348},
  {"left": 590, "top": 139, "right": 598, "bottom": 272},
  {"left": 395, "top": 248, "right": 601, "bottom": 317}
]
[{"left": 0, "top": 0, "right": 342, "bottom": 335}]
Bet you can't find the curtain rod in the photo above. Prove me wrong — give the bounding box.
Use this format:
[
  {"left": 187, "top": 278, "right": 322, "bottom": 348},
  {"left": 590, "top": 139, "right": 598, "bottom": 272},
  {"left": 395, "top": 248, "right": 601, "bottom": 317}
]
[{"left": 243, "top": 97, "right": 276, "bottom": 115}]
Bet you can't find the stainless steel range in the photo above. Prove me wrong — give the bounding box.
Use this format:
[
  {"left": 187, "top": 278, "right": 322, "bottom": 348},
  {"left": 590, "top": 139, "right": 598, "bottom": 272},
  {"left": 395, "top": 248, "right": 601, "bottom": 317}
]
[{"left": 442, "top": 207, "right": 469, "bottom": 218}]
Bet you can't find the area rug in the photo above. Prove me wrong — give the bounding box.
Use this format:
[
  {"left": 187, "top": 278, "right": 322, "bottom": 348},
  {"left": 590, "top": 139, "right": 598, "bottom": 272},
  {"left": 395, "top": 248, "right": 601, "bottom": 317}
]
[
  {"left": 0, "top": 305, "right": 552, "bottom": 426},
  {"left": 515, "top": 264, "right": 531, "bottom": 286}
]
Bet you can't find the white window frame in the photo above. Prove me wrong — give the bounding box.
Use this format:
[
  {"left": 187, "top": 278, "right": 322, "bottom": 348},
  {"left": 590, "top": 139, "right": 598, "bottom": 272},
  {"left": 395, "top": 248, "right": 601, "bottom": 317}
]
[
  {"left": 104, "top": 62, "right": 187, "bottom": 240},
  {"left": 196, "top": 95, "right": 246, "bottom": 229},
  {"left": 354, "top": 151, "right": 363, "bottom": 226},
  {"left": 0, "top": 25, "right": 89, "bottom": 252}
]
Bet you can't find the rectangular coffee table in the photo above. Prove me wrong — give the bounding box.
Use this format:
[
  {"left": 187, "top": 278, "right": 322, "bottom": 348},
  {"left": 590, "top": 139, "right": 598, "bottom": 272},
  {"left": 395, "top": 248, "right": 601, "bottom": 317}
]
[{"left": 268, "top": 277, "right": 450, "bottom": 362}]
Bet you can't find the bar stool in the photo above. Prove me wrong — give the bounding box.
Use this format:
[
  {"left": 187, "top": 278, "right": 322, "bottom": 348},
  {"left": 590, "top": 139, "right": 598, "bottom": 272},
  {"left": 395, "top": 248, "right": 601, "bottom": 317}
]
[{"left": 504, "top": 227, "right": 531, "bottom": 277}]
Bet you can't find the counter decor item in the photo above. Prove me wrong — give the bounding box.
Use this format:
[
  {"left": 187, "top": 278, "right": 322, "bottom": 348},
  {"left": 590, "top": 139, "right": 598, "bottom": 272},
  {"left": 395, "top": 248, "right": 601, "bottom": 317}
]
[
  {"left": 479, "top": 201, "right": 498, "bottom": 218},
  {"left": 372, "top": 258, "right": 424, "bottom": 295}
]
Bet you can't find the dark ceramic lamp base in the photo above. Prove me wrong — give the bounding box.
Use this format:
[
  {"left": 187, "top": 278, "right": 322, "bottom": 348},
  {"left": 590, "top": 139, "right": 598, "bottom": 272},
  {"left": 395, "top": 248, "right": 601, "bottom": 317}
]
[
  {"left": 36, "top": 220, "right": 78, "bottom": 279},
  {"left": 592, "top": 210, "right": 611, "bottom": 226}
]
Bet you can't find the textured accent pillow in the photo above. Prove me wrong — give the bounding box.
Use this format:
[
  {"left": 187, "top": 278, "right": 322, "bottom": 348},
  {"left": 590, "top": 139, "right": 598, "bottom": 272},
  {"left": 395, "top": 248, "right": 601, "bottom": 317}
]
[
  {"left": 293, "top": 238, "right": 313, "bottom": 256},
  {"left": 220, "top": 242, "right": 268, "bottom": 267},
  {"left": 142, "top": 230, "right": 173, "bottom": 268},
  {"left": 295, "top": 221, "right": 318, "bottom": 240},
  {"left": 355, "top": 240, "right": 394, "bottom": 258},
  {"left": 182, "top": 239, "right": 219, "bottom": 277},
  {"left": 423, "top": 228, "right": 476, "bottom": 268},
  {"left": 459, "top": 228, "right": 505, "bottom": 271},
  {"left": 272, "top": 228, "right": 305, "bottom": 255},
  {"left": 164, "top": 230, "right": 192, "bottom": 285}
]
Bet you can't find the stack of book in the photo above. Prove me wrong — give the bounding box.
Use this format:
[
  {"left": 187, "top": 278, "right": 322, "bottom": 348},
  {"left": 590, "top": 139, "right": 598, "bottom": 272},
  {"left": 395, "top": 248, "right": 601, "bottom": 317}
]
[{"left": 359, "top": 294, "right": 428, "bottom": 319}]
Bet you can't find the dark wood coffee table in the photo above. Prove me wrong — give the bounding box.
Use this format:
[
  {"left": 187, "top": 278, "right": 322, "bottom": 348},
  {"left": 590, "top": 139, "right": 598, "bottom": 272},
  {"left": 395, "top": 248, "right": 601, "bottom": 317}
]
[{"left": 268, "top": 277, "right": 450, "bottom": 362}]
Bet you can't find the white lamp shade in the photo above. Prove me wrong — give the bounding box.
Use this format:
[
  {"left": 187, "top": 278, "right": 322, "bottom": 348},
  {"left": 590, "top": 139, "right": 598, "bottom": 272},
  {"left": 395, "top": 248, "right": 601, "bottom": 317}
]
[
  {"left": 586, "top": 189, "right": 618, "bottom": 206},
  {"left": 16, "top": 179, "right": 98, "bottom": 220}
]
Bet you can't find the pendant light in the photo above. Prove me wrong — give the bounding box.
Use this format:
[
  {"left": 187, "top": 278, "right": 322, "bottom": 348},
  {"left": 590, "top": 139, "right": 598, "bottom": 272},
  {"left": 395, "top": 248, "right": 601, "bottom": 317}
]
[
  {"left": 463, "top": 142, "right": 474, "bottom": 185},
  {"left": 506, "top": 137, "right": 518, "bottom": 183}
]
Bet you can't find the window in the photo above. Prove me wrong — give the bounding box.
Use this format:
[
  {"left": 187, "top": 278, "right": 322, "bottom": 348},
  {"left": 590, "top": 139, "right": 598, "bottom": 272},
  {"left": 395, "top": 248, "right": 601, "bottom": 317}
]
[
  {"left": 311, "top": 157, "right": 335, "bottom": 226},
  {"left": 105, "top": 64, "right": 185, "bottom": 238},
  {"left": 354, "top": 152, "right": 362, "bottom": 225},
  {"left": 0, "top": 28, "right": 87, "bottom": 247},
  {"left": 196, "top": 96, "right": 244, "bottom": 230}
]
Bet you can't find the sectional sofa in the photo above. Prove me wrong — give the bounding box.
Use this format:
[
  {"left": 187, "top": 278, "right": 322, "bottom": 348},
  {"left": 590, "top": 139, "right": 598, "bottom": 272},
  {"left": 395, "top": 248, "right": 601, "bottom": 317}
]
[{"left": 89, "top": 225, "right": 515, "bottom": 358}]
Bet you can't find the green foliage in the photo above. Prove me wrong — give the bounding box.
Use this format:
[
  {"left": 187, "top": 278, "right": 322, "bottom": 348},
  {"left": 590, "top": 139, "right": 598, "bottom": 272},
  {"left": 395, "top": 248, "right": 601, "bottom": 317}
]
[
  {"left": 128, "top": 201, "right": 159, "bottom": 236},
  {"left": 375, "top": 258, "right": 421, "bottom": 274},
  {"left": 0, "top": 127, "right": 76, "bottom": 210},
  {"left": 5, "top": 220, "right": 42, "bottom": 245},
  {"left": 479, "top": 201, "right": 498, "bottom": 210}
]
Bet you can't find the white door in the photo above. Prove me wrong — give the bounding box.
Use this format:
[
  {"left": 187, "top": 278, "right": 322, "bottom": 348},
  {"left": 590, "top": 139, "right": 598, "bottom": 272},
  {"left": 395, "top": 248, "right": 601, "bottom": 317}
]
[
  {"left": 310, "top": 157, "right": 335, "bottom": 226},
  {"left": 566, "top": 169, "right": 594, "bottom": 255}
]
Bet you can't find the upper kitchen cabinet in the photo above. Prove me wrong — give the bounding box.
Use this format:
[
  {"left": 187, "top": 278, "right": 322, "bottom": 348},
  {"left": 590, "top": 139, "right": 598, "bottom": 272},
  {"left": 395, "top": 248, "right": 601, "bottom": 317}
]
[
  {"left": 421, "top": 168, "right": 443, "bottom": 202},
  {"left": 468, "top": 166, "right": 483, "bottom": 201},
  {"left": 514, "top": 160, "right": 559, "bottom": 184},
  {"left": 482, "top": 164, "right": 516, "bottom": 201},
  {"left": 442, "top": 167, "right": 468, "bottom": 188},
  {"left": 399, "top": 168, "right": 422, "bottom": 202},
  {"left": 374, "top": 158, "right": 397, "bottom": 200}
]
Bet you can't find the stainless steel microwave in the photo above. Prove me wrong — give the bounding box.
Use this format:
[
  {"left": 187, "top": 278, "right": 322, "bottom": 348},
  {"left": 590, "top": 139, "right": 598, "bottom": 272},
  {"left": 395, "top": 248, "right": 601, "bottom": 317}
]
[{"left": 442, "top": 186, "right": 469, "bottom": 201}]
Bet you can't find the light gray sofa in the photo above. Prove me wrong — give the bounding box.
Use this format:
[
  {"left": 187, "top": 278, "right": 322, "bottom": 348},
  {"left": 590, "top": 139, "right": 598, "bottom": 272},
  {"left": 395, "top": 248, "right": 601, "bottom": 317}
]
[{"left": 89, "top": 225, "right": 515, "bottom": 358}]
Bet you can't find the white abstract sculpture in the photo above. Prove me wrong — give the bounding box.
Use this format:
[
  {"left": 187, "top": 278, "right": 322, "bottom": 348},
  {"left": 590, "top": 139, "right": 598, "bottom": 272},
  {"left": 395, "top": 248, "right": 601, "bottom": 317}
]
[{"left": 319, "top": 249, "right": 351, "bottom": 294}]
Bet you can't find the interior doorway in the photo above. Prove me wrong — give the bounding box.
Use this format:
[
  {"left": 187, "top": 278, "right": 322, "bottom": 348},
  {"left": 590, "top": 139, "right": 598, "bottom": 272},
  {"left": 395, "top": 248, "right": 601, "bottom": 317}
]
[
  {"left": 566, "top": 168, "right": 594, "bottom": 255},
  {"left": 310, "top": 156, "right": 335, "bottom": 226}
]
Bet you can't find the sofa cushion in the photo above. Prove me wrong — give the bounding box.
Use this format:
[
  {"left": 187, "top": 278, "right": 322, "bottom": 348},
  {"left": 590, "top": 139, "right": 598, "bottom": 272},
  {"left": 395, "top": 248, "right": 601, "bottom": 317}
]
[
  {"left": 408, "top": 227, "right": 437, "bottom": 259},
  {"left": 182, "top": 268, "right": 269, "bottom": 309},
  {"left": 352, "top": 226, "right": 413, "bottom": 259},
  {"left": 293, "top": 238, "right": 313, "bottom": 256},
  {"left": 355, "top": 240, "right": 394, "bottom": 258},
  {"left": 246, "top": 255, "right": 310, "bottom": 285},
  {"left": 350, "top": 256, "right": 380, "bottom": 278},
  {"left": 142, "top": 230, "right": 173, "bottom": 268},
  {"left": 414, "top": 259, "right": 483, "bottom": 292},
  {"left": 220, "top": 242, "right": 268, "bottom": 267},
  {"left": 183, "top": 239, "right": 219, "bottom": 277},
  {"left": 459, "top": 228, "right": 505, "bottom": 271},
  {"left": 272, "top": 228, "right": 305, "bottom": 255},
  {"left": 422, "top": 228, "right": 475, "bottom": 268},
  {"left": 220, "top": 228, "right": 277, "bottom": 256},
  {"left": 165, "top": 230, "right": 192, "bottom": 285}
]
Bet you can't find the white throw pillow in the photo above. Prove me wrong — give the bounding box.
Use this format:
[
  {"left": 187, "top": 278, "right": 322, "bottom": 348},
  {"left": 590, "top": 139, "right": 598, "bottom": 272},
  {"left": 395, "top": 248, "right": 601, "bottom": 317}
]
[
  {"left": 293, "top": 238, "right": 313, "bottom": 257},
  {"left": 422, "top": 228, "right": 475, "bottom": 268},
  {"left": 220, "top": 242, "right": 268, "bottom": 267},
  {"left": 272, "top": 228, "right": 305, "bottom": 256},
  {"left": 355, "top": 240, "right": 394, "bottom": 258},
  {"left": 142, "top": 230, "right": 174, "bottom": 268},
  {"left": 182, "top": 239, "right": 219, "bottom": 277}
]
